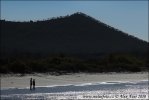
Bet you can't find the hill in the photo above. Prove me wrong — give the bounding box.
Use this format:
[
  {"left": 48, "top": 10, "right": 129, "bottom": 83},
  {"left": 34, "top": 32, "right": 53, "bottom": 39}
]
[
  {"left": 1, "top": 12, "right": 148, "bottom": 56},
  {"left": 0, "top": 12, "right": 148, "bottom": 73}
]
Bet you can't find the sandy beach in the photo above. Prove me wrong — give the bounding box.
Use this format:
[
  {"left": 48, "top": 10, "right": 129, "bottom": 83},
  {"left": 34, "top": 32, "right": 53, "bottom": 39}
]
[{"left": 1, "top": 72, "right": 148, "bottom": 89}]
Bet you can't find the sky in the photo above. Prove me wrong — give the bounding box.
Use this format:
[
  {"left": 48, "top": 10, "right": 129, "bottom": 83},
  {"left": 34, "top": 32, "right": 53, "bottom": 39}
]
[{"left": 1, "top": 1, "right": 148, "bottom": 42}]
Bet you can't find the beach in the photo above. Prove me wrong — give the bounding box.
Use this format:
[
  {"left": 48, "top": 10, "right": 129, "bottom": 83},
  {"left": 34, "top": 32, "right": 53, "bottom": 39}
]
[
  {"left": 1, "top": 72, "right": 148, "bottom": 89},
  {"left": 1, "top": 72, "right": 148, "bottom": 100}
]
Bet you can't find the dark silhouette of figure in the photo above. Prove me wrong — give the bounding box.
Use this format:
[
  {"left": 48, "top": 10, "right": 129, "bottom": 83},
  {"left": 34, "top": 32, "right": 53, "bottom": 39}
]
[
  {"left": 33, "top": 79, "right": 35, "bottom": 90},
  {"left": 30, "top": 78, "right": 32, "bottom": 90}
]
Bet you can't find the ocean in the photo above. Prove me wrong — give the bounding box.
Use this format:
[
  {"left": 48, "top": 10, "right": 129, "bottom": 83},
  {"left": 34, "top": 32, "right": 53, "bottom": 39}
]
[{"left": 1, "top": 80, "right": 148, "bottom": 100}]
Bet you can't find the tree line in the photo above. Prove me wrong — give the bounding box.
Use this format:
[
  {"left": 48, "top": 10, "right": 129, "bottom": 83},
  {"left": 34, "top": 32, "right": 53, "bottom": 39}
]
[{"left": 0, "top": 53, "right": 148, "bottom": 74}]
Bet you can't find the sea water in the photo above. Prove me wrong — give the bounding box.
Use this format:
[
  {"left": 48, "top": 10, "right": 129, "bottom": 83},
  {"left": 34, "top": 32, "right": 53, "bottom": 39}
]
[{"left": 1, "top": 80, "right": 148, "bottom": 100}]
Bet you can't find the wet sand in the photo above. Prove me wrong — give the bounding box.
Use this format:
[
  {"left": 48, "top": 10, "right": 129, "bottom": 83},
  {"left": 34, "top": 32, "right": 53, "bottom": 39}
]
[{"left": 1, "top": 72, "right": 148, "bottom": 89}]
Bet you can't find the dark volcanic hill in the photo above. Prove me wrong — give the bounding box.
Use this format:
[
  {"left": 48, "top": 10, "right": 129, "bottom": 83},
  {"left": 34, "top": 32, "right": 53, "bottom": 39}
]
[{"left": 1, "top": 12, "right": 148, "bottom": 56}]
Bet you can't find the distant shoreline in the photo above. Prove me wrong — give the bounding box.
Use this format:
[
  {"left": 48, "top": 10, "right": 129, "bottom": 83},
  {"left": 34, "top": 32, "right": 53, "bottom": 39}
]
[{"left": 1, "top": 71, "right": 148, "bottom": 76}]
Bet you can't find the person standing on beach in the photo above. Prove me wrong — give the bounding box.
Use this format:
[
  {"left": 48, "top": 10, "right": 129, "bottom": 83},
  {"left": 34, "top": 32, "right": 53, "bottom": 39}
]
[
  {"left": 33, "top": 79, "right": 35, "bottom": 90},
  {"left": 30, "top": 78, "right": 32, "bottom": 90}
]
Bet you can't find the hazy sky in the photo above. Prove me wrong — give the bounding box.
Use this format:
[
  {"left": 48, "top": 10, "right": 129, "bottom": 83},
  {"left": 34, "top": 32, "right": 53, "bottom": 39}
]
[{"left": 1, "top": 1, "right": 148, "bottom": 41}]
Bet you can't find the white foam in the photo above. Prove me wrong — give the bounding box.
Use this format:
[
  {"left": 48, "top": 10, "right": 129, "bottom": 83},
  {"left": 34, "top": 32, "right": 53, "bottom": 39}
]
[{"left": 1, "top": 80, "right": 148, "bottom": 90}]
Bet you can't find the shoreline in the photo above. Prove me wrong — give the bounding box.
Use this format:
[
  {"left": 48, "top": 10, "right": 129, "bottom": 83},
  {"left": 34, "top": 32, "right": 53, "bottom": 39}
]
[
  {"left": 1, "top": 72, "right": 148, "bottom": 89},
  {"left": 1, "top": 71, "right": 148, "bottom": 76}
]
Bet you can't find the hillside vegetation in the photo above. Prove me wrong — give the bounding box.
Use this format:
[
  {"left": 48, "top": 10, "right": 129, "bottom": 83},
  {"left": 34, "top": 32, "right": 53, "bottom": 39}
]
[{"left": 0, "top": 54, "right": 148, "bottom": 74}]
